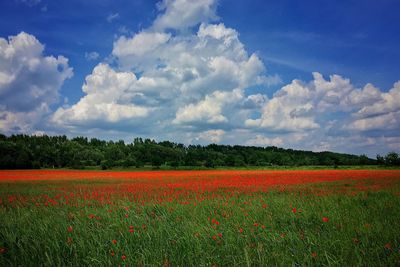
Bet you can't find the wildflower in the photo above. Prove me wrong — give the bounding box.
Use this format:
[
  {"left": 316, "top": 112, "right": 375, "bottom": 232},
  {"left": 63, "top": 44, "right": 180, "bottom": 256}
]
[
  {"left": 67, "top": 225, "right": 73, "bottom": 232},
  {"left": 212, "top": 235, "right": 217, "bottom": 240},
  {"left": 121, "top": 255, "right": 126, "bottom": 260},
  {"left": 0, "top": 247, "right": 6, "bottom": 254},
  {"left": 253, "top": 223, "right": 259, "bottom": 227},
  {"left": 292, "top": 208, "right": 297, "bottom": 213},
  {"left": 218, "top": 233, "right": 222, "bottom": 238},
  {"left": 311, "top": 252, "right": 317, "bottom": 258},
  {"left": 110, "top": 250, "right": 115, "bottom": 256},
  {"left": 67, "top": 237, "right": 73, "bottom": 244},
  {"left": 164, "top": 257, "right": 169, "bottom": 267},
  {"left": 384, "top": 243, "right": 392, "bottom": 250},
  {"left": 211, "top": 218, "right": 220, "bottom": 225},
  {"left": 322, "top": 217, "right": 329, "bottom": 222},
  {"left": 239, "top": 228, "right": 244, "bottom": 233},
  {"left": 112, "top": 239, "right": 117, "bottom": 245}
]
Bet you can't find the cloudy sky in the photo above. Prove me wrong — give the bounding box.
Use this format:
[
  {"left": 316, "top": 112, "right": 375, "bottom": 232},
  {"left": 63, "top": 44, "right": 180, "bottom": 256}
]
[{"left": 1, "top": 0, "right": 399, "bottom": 157}]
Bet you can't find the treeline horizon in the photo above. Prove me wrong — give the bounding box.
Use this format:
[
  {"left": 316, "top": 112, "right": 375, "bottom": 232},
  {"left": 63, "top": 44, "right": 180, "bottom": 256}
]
[{"left": 0, "top": 133, "right": 398, "bottom": 170}]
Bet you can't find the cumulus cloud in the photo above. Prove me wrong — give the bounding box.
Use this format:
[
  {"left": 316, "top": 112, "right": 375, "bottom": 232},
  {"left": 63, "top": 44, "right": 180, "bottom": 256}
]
[
  {"left": 196, "top": 129, "right": 225, "bottom": 143},
  {"left": 52, "top": 63, "right": 149, "bottom": 126},
  {"left": 173, "top": 90, "right": 242, "bottom": 125},
  {"left": 153, "top": 0, "right": 219, "bottom": 30},
  {"left": 245, "top": 72, "right": 399, "bottom": 133},
  {"left": 246, "top": 135, "right": 283, "bottom": 147},
  {"left": 47, "top": 0, "right": 399, "bottom": 156},
  {"left": 85, "top": 51, "right": 99, "bottom": 61},
  {"left": 0, "top": 32, "right": 72, "bottom": 134},
  {"left": 56, "top": 0, "right": 276, "bottom": 135},
  {"left": 242, "top": 72, "right": 400, "bottom": 155}
]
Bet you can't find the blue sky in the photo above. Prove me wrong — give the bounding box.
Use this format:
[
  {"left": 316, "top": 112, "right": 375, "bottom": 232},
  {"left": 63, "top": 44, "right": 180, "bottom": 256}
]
[{"left": 1, "top": 0, "right": 399, "bottom": 157}]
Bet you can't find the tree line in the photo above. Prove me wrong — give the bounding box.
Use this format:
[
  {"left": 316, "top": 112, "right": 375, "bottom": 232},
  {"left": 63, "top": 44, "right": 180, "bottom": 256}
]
[{"left": 0, "top": 134, "right": 392, "bottom": 170}]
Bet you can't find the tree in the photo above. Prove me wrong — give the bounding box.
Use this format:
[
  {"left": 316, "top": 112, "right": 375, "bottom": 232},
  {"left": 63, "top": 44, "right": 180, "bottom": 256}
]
[{"left": 384, "top": 152, "right": 400, "bottom": 166}]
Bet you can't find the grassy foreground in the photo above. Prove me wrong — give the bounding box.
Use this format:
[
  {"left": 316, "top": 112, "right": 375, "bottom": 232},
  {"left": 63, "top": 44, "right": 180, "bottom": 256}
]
[{"left": 0, "top": 176, "right": 399, "bottom": 266}]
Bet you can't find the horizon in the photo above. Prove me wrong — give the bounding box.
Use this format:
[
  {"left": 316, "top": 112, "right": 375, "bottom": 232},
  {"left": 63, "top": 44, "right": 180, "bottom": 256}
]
[{"left": 1, "top": 0, "right": 400, "bottom": 158}]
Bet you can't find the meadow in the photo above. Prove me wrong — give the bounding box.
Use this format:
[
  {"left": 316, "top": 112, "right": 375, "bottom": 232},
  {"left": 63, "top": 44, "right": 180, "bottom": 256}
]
[{"left": 0, "top": 169, "right": 399, "bottom": 266}]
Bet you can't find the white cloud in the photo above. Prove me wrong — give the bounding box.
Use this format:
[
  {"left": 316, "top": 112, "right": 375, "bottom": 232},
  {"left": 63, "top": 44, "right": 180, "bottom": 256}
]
[
  {"left": 245, "top": 72, "right": 398, "bottom": 132},
  {"left": 52, "top": 63, "right": 149, "bottom": 126},
  {"left": 246, "top": 135, "right": 283, "bottom": 147},
  {"left": 345, "top": 81, "right": 400, "bottom": 131},
  {"left": 112, "top": 32, "right": 171, "bottom": 69},
  {"left": 354, "top": 82, "right": 400, "bottom": 117},
  {"left": 0, "top": 32, "right": 72, "bottom": 134},
  {"left": 85, "top": 51, "right": 99, "bottom": 61},
  {"left": 43, "top": 0, "right": 400, "bottom": 156},
  {"left": 107, "top": 13, "right": 120, "bottom": 23},
  {"left": 196, "top": 129, "right": 225, "bottom": 143},
  {"left": 174, "top": 89, "right": 242, "bottom": 124},
  {"left": 58, "top": 4, "right": 275, "bottom": 133},
  {"left": 153, "top": 0, "right": 219, "bottom": 30}
]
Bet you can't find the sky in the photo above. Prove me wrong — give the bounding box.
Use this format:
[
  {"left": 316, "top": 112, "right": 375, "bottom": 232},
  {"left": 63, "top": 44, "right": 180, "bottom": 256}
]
[{"left": 0, "top": 0, "right": 400, "bottom": 157}]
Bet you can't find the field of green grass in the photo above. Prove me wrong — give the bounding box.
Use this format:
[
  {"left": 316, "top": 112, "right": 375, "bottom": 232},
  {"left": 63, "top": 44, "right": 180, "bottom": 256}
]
[{"left": 0, "top": 170, "right": 399, "bottom": 266}]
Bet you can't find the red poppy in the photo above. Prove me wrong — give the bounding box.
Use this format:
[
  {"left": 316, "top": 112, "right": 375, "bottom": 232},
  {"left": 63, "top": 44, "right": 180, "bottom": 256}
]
[
  {"left": 110, "top": 250, "right": 115, "bottom": 256},
  {"left": 311, "top": 252, "right": 317, "bottom": 258},
  {"left": 239, "top": 228, "right": 244, "bottom": 233},
  {"left": 384, "top": 243, "right": 392, "bottom": 250},
  {"left": 322, "top": 217, "right": 329, "bottom": 222},
  {"left": 0, "top": 247, "right": 6, "bottom": 254},
  {"left": 121, "top": 255, "right": 126, "bottom": 260},
  {"left": 67, "top": 226, "right": 73, "bottom": 232},
  {"left": 292, "top": 208, "right": 297, "bottom": 213},
  {"left": 211, "top": 218, "right": 220, "bottom": 225},
  {"left": 112, "top": 239, "right": 117, "bottom": 244}
]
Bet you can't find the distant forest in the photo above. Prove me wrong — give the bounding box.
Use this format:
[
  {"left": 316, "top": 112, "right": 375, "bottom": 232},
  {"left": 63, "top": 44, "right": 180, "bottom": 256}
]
[{"left": 0, "top": 134, "right": 398, "bottom": 169}]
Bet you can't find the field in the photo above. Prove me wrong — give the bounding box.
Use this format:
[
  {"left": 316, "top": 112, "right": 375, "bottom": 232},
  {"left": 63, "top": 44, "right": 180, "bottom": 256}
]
[{"left": 1, "top": 170, "right": 400, "bottom": 266}]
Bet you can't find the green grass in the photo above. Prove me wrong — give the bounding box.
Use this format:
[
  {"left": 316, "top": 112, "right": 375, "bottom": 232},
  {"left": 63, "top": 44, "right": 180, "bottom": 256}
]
[{"left": 0, "top": 180, "right": 399, "bottom": 266}]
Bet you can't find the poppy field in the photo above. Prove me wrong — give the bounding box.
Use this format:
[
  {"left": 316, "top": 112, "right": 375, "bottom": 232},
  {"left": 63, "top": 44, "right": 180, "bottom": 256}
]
[{"left": 0, "top": 169, "right": 400, "bottom": 266}]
